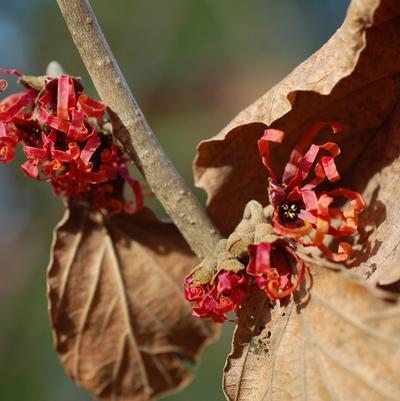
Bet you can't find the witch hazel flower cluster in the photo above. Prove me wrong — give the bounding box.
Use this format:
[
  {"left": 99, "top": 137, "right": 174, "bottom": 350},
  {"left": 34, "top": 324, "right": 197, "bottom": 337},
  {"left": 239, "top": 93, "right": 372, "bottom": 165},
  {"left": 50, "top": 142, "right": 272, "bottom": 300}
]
[
  {"left": 184, "top": 122, "right": 366, "bottom": 322},
  {"left": 184, "top": 206, "right": 308, "bottom": 322},
  {"left": 0, "top": 69, "right": 143, "bottom": 215}
]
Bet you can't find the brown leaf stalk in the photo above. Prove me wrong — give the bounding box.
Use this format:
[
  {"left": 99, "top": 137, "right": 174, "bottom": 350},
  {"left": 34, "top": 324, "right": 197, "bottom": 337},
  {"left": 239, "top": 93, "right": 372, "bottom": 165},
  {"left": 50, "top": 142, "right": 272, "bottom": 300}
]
[{"left": 56, "top": 0, "right": 221, "bottom": 258}]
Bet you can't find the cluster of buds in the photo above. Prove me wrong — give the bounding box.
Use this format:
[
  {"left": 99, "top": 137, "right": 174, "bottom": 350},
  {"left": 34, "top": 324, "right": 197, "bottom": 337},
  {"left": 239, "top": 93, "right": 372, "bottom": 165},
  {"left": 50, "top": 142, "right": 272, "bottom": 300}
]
[
  {"left": 185, "top": 123, "right": 366, "bottom": 322},
  {"left": 0, "top": 69, "right": 143, "bottom": 215}
]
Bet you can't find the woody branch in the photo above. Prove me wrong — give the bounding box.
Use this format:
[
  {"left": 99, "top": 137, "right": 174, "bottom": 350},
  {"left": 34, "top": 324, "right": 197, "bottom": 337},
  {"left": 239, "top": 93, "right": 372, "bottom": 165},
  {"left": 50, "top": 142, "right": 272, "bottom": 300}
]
[{"left": 56, "top": 0, "right": 221, "bottom": 258}]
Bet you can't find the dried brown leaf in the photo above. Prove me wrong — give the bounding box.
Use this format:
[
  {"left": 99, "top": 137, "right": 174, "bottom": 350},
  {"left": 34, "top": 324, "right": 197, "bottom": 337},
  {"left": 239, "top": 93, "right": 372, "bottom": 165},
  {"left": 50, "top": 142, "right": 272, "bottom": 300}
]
[
  {"left": 48, "top": 202, "right": 217, "bottom": 401},
  {"left": 194, "top": 0, "right": 400, "bottom": 284},
  {"left": 224, "top": 266, "right": 400, "bottom": 401}
]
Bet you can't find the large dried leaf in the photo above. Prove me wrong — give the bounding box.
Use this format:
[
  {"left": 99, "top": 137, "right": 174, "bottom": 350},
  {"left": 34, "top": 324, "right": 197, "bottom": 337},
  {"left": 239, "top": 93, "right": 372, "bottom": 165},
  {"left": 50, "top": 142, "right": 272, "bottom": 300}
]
[
  {"left": 224, "top": 266, "right": 400, "bottom": 401},
  {"left": 194, "top": 0, "right": 400, "bottom": 284},
  {"left": 48, "top": 203, "right": 216, "bottom": 401}
]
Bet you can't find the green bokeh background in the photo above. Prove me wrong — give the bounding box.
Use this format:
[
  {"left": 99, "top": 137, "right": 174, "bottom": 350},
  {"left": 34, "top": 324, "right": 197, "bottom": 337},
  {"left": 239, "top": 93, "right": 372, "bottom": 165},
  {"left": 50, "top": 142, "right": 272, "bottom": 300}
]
[{"left": 0, "top": 1, "right": 349, "bottom": 400}]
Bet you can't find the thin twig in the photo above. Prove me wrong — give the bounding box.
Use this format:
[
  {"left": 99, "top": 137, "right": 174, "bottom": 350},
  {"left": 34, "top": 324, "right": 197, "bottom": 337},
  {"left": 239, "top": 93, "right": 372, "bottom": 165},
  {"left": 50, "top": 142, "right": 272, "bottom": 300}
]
[{"left": 56, "top": 0, "right": 221, "bottom": 258}]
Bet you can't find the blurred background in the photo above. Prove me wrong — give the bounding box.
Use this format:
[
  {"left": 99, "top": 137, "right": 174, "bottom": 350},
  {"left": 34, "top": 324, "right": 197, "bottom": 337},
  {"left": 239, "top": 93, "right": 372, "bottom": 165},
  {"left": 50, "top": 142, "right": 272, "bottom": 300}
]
[{"left": 0, "top": 1, "right": 349, "bottom": 400}]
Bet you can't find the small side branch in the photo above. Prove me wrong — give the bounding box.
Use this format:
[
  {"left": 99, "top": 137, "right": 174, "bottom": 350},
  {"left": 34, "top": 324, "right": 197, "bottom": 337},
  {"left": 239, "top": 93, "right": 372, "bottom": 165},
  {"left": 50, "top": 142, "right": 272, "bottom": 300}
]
[{"left": 56, "top": 0, "right": 221, "bottom": 257}]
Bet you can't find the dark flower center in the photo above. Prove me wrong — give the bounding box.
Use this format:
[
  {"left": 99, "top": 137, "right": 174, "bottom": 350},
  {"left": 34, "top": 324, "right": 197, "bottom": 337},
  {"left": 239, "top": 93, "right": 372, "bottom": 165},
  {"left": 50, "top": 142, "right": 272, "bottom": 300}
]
[{"left": 279, "top": 201, "right": 300, "bottom": 223}]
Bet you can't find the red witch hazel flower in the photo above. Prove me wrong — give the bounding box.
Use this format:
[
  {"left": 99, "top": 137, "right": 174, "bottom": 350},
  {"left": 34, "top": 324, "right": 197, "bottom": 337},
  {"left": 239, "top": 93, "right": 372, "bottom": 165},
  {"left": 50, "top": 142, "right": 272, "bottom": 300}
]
[
  {"left": 0, "top": 68, "right": 143, "bottom": 215},
  {"left": 247, "top": 239, "right": 305, "bottom": 300},
  {"left": 258, "top": 122, "right": 366, "bottom": 261},
  {"left": 184, "top": 270, "right": 249, "bottom": 322}
]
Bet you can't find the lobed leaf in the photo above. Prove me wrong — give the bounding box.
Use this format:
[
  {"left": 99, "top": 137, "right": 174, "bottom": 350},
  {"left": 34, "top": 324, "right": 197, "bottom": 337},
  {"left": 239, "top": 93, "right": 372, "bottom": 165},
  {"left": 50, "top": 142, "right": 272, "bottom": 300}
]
[{"left": 48, "top": 202, "right": 217, "bottom": 401}]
